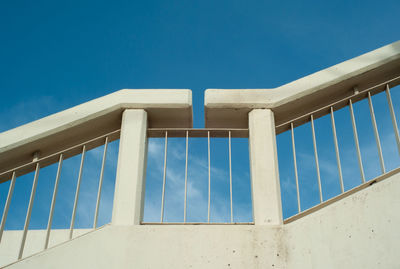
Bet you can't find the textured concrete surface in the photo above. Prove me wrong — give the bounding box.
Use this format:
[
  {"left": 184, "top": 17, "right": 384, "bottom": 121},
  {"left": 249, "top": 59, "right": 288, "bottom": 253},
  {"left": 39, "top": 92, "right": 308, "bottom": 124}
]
[
  {"left": 249, "top": 109, "right": 282, "bottom": 225},
  {"left": 0, "top": 89, "right": 192, "bottom": 177},
  {"left": 4, "top": 171, "right": 399, "bottom": 268},
  {"left": 205, "top": 40, "right": 400, "bottom": 129}
]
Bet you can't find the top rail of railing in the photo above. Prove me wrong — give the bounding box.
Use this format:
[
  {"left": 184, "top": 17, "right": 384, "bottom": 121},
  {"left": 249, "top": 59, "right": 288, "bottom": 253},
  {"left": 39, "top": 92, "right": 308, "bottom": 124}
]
[
  {"left": 204, "top": 40, "right": 400, "bottom": 131},
  {"left": 275, "top": 76, "right": 400, "bottom": 133},
  {"left": 0, "top": 90, "right": 192, "bottom": 179},
  {"left": 0, "top": 129, "right": 120, "bottom": 182}
]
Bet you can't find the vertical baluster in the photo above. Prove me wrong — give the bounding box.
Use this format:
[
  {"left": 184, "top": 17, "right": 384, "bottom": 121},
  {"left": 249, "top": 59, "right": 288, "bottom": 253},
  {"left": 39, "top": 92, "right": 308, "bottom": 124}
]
[
  {"left": 228, "top": 131, "right": 233, "bottom": 223},
  {"left": 93, "top": 137, "right": 109, "bottom": 229},
  {"left": 207, "top": 131, "right": 211, "bottom": 223},
  {"left": 349, "top": 99, "right": 365, "bottom": 183},
  {"left": 18, "top": 161, "right": 40, "bottom": 259},
  {"left": 385, "top": 85, "right": 400, "bottom": 156},
  {"left": 330, "top": 107, "right": 344, "bottom": 193},
  {"left": 291, "top": 123, "right": 301, "bottom": 213},
  {"left": 368, "top": 92, "right": 385, "bottom": 173},
  {"left": 0, "top": 171, "right": 16, "bottom": 242},
  {"left": 184, "top": 131, "right": 189, "bottom": 223},
  {"left": 160, "top": 131, "right": 168, "bottom": 223},
  {"left": 310, "top": 115, "right": 323, "bottom": 203},
  {"left": 44, "top": 154, "right": 63, "bottom": 249},
  {"left": 69, "top": 146, "right": 86, "bottom": 239}
]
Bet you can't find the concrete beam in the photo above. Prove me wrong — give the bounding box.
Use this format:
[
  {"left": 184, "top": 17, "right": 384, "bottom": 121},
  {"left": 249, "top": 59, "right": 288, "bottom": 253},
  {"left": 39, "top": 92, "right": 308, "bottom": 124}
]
[
  {"left": 205, "top": 40, "right": 400, "bottom": 130},
  {"left": 0, "top": 89, "right": 192, "bottom": 178}
]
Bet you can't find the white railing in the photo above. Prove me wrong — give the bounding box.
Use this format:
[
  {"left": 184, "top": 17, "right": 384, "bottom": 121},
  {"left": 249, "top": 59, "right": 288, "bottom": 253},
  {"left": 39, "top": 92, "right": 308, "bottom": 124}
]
[
  {"left": 143, "top": 128, "right": 251, "bottom": 224},
  {"left": 0, "top": 41, "right": 399, "bottom": 266},
  {"left": 0, "top": 130, "right": 120, "bottom": 259},
  {"left": 204, "top": 40, "right": 400, "bottom": 224},
  {"left": 277, "top": 82, "right": 400, "bottom": 221},
  {"left": 0, "top": 90, "right": 192, "bottom": 266}
]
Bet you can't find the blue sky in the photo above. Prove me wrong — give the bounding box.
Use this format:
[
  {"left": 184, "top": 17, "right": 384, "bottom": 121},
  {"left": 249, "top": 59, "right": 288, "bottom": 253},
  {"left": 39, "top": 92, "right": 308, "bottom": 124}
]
[
  {"left": 0, "top": 0, "right": 400, "bottom": 231},
  {"left": 1, "top": 0, "right": 399, "bottom": 130}
]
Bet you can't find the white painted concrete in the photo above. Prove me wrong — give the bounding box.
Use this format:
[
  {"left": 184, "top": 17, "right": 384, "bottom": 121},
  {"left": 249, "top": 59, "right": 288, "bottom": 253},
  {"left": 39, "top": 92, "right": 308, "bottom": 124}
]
[
  {"left": 0, "top": 89, "right": 192, "bottom": 176},
  {"left": 0, "top": 229, "right": 90, "bottom": 267},
  {"left": 6, "top": 169, "right": 399, "bottom": 268},
  {"left": 204, "top": 40, "right": 400, "bottom": 128},
  {"left": 112, "top": 109, "right": 148, "bottom": 225},
  {"left": 284, "top": 172, "right": 400, "bottom": 269},
  {"left": 249, "top": 109, "right": 283, "bottom": 225}
]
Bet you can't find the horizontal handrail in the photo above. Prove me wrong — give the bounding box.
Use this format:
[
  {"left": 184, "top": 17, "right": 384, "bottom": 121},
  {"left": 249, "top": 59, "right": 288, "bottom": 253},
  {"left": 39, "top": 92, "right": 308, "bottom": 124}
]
[{"left": 148, "top": 128, "right": 249, "bottom": 138}]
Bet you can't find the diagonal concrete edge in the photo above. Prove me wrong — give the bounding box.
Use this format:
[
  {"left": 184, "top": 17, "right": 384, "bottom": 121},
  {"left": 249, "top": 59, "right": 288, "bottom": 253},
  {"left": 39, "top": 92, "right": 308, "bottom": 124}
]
[
  {"left": 205, "top": 40, "right": 400, "bottom": 129},
  {"left": 0, "top": 89, "right": 192, "bottom": 177},
  {"left": 5, "top": 171, "right": 400, "bottom": 268}
]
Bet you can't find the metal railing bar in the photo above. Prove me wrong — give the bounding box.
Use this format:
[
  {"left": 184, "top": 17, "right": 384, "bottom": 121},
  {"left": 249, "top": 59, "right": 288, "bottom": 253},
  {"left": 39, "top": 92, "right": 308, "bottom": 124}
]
[
  {"left": 275, "top": 75, "right": 400, "bottom": 133},
  {"left": 368, "top": 92, "right": 386, "bottom": 174},
  {"left": 207, "top": 131, "right": 211, "bottom": 223},
  {"left": 0, "top": 129, "right": 120, "bottom": 181},
  {"left": 0, "top": 171, "right": 16, "bottom": 242},
  {"left": 349, "top": 99, "right": 365, "bottom": 183},
  {"left": 330, "top": 107, "right": 344, "bottom": 193},
  {"left": 93, "top": 137, "right": 109, "bottom": 229},
  {"left": 69, "top": 146, "right": 86, "bottom": 240},
  {"left": 148, "top": 128, "right": 249, "bottom": 138},
  {"left": 310, "top": 115, "right": 323, "bottom": 203},
  {"left": 291, "top": 123, "right": 301, "bottom": 213},
  {"left": 228, "top": 131, "right": 233, "bottom": 223},
  {"left": 44, "top": 154, "right": 63, "bottom": 249},
  {"left": 160, "top": 131, "right": 168, "bottom": 223},
  {"left": 183, "top": 131, "right": 188, "bottom": 223},
  {"left": 18, "top": 163, "right": 40, "bottom": 259},
  {"left": 385, "top": 85, "right": 400, "bottom": 156}
]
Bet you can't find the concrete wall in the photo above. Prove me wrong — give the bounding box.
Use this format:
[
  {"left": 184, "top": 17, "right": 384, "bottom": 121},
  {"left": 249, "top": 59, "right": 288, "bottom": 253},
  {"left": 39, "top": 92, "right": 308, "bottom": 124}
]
[
  {"left": 0, "top": 229, "right": 90, "bottom": 267},
  {"left": 284, "top": 171, "right": 400, "bottom": 269},
  {"left": 5, "top": 171, "right": 399, "bottom": 268}
]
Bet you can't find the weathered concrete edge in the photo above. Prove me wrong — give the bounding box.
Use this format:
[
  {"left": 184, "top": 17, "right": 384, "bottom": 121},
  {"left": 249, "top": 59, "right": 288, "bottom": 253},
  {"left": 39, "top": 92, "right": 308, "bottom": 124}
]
[
  {"left": 0, "top": 89, "right": 192, "bottom": 174},
  {"left": 5, "top": 170, "right": 400, "bottom": 268},
  {"left": 204, "top": 40, "right": 400, "bottom": 127},
  {"left": 0, "top": 89, "right": 192, "bottom": 154}
]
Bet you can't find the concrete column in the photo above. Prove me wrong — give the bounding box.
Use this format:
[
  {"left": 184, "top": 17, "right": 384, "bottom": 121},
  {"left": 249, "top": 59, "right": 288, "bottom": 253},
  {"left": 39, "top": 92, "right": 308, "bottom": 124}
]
[
  {"left": 249, "top": 109, "right": 283, "bottom": 225},
  {"left": 112, "top": 109, "right": 148, "bottom": 225}
]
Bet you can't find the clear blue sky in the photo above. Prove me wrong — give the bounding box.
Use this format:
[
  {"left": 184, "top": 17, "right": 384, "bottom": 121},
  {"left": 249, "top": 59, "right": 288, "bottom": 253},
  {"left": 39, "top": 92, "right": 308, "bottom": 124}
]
[
  {"left": 0, "top": 0, "right": 399, "bottom": 130},
  {"left": 1, "top": 0, "right": 400, "bottom": 228}
]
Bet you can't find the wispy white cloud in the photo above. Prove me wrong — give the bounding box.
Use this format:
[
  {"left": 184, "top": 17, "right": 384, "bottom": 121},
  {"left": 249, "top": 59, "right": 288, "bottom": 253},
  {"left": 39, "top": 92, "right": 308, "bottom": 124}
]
[
  {"left": 278, "top": 113, "right": 400, "bottom": 219},
  {"left": 143, "top": 138, "right": 252, "bottom": 223}
]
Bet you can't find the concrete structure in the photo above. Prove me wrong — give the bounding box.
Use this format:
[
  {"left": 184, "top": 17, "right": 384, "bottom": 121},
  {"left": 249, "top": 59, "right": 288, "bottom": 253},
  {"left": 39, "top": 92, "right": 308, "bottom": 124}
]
[
  {"left": 112, "top": 109, "right": 148, "bottom": 226},
  {"left": 2, "top": 170, "right": 399, "bottom": 268},
  {"left": 248, "top": 109, "right": 282, "bottom": 225},
  {"left": 0, "top": 41, "right": 399, "bottom": 268},
  {"left": 205, "top": 40, "right": 400, "bottom": 133}
]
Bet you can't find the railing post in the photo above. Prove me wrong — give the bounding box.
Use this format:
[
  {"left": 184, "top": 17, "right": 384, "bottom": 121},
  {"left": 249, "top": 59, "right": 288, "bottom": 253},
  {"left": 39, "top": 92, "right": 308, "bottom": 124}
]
[
  {"left": 112, "top": 109, "right": 148, "bottom": 225},
  {"left": 248, "top": 109, "right": 283, "bottom": 225}
]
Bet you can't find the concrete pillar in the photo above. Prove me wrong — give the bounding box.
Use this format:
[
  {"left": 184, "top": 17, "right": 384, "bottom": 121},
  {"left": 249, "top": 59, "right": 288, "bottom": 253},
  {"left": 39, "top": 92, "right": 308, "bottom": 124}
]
[
  {"left": 249, "top": 109, "right": 283, "bottom": 225},
  {"left": 112, "top": 109, "right": 148, "bottom": 225}
]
